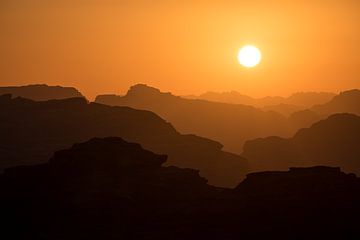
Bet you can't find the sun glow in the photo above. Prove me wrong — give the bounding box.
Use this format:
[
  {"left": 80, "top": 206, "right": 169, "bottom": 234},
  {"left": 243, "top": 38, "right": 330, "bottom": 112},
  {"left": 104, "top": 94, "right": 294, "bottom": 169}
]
[{"left": 237, "top": 45, "right": 262, "bottom": 68}]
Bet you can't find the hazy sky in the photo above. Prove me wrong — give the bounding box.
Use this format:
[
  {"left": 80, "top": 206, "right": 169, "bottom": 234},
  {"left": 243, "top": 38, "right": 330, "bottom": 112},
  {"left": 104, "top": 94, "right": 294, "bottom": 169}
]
[{"left": 1, "top": 0, "right": 360, "bottom": 99}]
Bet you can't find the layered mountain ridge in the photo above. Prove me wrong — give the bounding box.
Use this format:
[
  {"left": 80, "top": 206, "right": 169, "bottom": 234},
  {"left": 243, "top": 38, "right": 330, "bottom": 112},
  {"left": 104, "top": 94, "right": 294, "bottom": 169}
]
[
  {"left": 0, "top": 84, "right": 84, "bottom": 101},
  {"left": 242, "top": 113, "right": 360, "bottom": 174},
  {"left": 0, "top": 94, "right": 246, "bottom": 187},
  {"left": 96, "top": 84, "right": 290, "bottom": 152},
  {"left": 1, "top": 137, "right": 359, "bottom": 239}
]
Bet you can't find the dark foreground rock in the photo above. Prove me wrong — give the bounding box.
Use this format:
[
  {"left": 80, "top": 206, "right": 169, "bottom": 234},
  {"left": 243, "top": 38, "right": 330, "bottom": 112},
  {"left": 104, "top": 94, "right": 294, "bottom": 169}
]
[{"left": 1, "top": 138, "right": 360, "bottom": 239}]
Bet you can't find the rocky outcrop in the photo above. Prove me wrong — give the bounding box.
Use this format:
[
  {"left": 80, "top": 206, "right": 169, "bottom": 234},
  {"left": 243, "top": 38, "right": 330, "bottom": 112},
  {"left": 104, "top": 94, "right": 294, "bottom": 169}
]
[{"left": 0, "top": 84, "right": 84, "bottom": 101}]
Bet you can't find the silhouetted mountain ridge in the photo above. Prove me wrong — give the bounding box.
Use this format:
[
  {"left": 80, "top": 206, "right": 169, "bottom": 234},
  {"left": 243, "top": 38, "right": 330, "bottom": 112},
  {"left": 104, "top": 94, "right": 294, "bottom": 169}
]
[
  {"left": 0, "top": 95, "right": 246, "bottom": 187},
  {"left": 1, "top": 138, "right": 360, "bottom": 239},
  {"left": 311, "top": 89, "right": 360, "bottom": 115},
  {"left": 243, "top": 113, "right": 360, "bottom": 174},
  {"left": 96, "top": 84, "right": 290, "bottom": 152},
  {"left": 192, "top": 90, "right": 336, "bottom": 109},
  {"left": 0, "top": 84, "right": 84, "bottom": 101}
]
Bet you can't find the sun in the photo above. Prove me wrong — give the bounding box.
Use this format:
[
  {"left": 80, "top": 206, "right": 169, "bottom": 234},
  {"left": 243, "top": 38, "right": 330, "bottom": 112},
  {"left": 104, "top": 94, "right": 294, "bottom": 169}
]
[{"left": 237, "top": 45, "right": 262, "bottom": 68}]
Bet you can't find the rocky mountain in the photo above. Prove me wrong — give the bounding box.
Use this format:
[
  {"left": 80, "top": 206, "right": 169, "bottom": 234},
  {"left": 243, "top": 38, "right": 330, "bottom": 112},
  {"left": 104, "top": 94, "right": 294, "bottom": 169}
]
[
  {"left": 288, "top": 109, "right": 322, "bottom": 130},
  {"left": 286, "top": 89, "right": 360, "bottom": 131},
  {"left": 0, "top": 84, "right": 84, "bottom": 101},
  {"left": 286, "top": 91, "right": 336, "bottom": 107},
  {"left": 0, "top": 137, "right": 217, "bottom": 239},
  {"left": 194, "top": 91, "right": 259, "bottom": 105},
  {"left": 312, "top": 89, "right": 360, "bottom": 116},
  {"left": 1, "top": 138, "right": 359, "bottom": 239},
  {"left": 0, "top": 94, "right": 246, "bottom": 187},
  {"left": 262, "top": 103, "right": 304, "bottom": 116},
  {"left": 242, "top": 113, "right": 360, "bottom": 174},
  {"left": 192, "top": 90, "right": 335, "bottom": 109},
  {"left": 95, "top": 84, "right": 290, "bottom": 152}
]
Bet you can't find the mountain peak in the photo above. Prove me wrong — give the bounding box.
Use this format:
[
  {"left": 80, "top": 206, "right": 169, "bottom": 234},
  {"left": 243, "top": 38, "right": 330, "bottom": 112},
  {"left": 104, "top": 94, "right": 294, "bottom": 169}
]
[
  {"left": 127, "top": 84, "right": 162, "bottom": 96},
  {"left": 0, "top": 84, "right": 84, "bottom": 101},
  {"left": 311, "top": 89, "right": 360, "bottom": 115},
  {"left": 336, "top": 89, "right": 360, "bottom": 99},
  {"left": 49, "top": 137, "right": 167, "bottom": 170}
]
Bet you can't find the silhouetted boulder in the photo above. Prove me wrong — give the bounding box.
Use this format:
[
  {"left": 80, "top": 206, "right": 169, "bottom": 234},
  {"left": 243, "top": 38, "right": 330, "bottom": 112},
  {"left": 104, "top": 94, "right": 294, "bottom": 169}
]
[
  {"left": 0, "top": 84, "right": 84, "bottom": 101},
  {"left": 95, "top": 84, "right": 290, "bottom": 152},
  {"left": 243, "top": 113, "right": 360, "bottom": 174},
  {"left": 0, "top": 95, "right": 246, "bottom": 187}
]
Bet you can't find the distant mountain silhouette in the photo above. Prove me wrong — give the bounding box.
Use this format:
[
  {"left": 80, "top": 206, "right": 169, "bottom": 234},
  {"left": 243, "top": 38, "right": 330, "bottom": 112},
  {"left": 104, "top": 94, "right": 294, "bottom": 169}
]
[
  {"left": 312, "top": 89, "right": 360, "bottom": 115},
  {"left": 243, "top": 113, "right": 360, "bottom": 174},
  {"left": 0, "top": 94, "right": 246, "bottom": 187},
  {"left": 191, "top": 90, "right": 335, "bottom": 109},
  {"left": 193, "top": 91, "right": 260, "bottom": 105},
  {"left": 95, "top": 84, "right": 290, "bottom": 152},
  {"left": 0, "top": 84, "right": 84, "bottom": 101},
  {"left": 1, "top": 138, "right": 359, "bottom": 239},
  {"left": 288, "top": 89, "right": 360, "bottom": 131},
  {"left": 288, "top": 109, "right": 322, "bottom": 130},
  {"left": 262, "top": 103, "right": 304, "bottom": 116},
  {"left": 286, "top": 91, "right": 336, "bottom": 107}
]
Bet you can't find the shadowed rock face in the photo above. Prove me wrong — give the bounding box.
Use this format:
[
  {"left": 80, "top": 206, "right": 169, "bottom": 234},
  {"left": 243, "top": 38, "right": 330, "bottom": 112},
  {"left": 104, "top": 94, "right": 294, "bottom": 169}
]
[
  {"left": 242, "top": 113, "right": 360, "bottom": 174},
  {"left": 0, "top": 84, "right": 84, "bottom": 101},
  {"left": 0, "top": 95, "right": 246, "bottom": 187},
  {"left": 1, "top": 138, "right": 360, "bottom": 239},
  {"left": 95, "top": 84, "right": 290, "bottom": 152}
]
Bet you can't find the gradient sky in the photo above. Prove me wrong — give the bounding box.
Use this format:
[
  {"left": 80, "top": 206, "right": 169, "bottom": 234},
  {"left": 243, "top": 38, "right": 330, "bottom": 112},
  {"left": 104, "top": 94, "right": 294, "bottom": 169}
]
[{"left": 1, "top": 0, "right": 360, "bottom": 99}]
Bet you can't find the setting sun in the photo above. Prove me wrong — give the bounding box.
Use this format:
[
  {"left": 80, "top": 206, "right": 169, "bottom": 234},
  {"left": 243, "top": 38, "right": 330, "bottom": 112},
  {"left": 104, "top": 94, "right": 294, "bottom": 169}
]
[
  {"left": 237, "top": 45, "right": 262, "bottom": 68},
  {"left": 2, "top": 1, "right": 360, "bottom": 238}
]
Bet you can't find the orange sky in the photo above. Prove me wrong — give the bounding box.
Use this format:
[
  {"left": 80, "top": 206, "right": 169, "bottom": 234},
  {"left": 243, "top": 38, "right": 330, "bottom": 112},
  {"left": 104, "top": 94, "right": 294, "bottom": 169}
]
[{"left": 1, "top": 0, "right": 360, "bottom": 99}]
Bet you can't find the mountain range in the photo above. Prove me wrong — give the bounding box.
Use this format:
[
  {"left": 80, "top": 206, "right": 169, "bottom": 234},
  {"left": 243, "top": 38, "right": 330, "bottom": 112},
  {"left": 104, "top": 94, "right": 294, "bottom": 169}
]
[
  {"left": 0, "top": 84, "right": 84, "bottom": 101},
  {"left": 96, "top": 84, "right": 291, "bottom": 152},
  {"left": 1, "top": 137, "right": 359, "bottom": 239},
  {"left": 288, "top": 89, "right": 360, "bottom": 129},
  {"left": 242, "top": 113, "right": 360, "bottom": 174},
  {"left": 190, "top": 90, "right": 336, "bottom": 109},
  {"left": 0, "top": 94, "right": 246, "bottom": 187}
]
